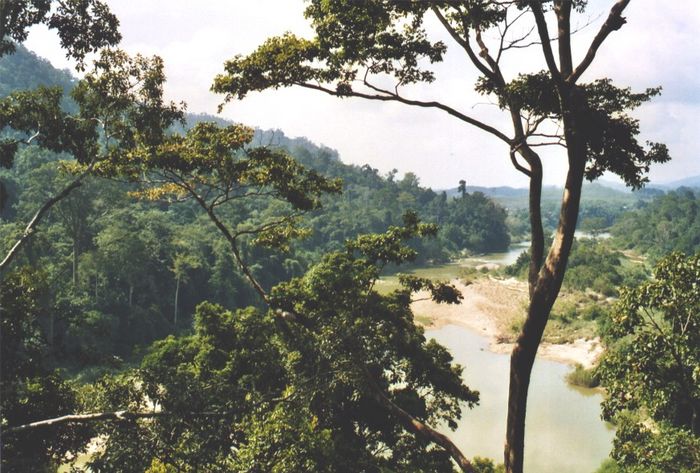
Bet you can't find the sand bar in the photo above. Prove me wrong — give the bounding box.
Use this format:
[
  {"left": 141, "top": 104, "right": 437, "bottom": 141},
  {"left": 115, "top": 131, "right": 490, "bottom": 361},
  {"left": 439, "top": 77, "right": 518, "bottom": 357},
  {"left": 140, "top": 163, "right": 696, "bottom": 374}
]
[{"left": 412, "top": 277, "right": 603, "bottom": 368}]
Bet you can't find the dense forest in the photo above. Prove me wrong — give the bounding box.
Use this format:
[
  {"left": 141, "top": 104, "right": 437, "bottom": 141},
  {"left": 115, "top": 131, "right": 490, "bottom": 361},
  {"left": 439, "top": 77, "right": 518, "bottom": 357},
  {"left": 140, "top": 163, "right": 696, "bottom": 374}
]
[
  {"left": 611, "top": 188, "right": 700, "bottom": 258},
  {"left": 0, "top": 45, "right": 512, "bottom": 361},
  {"left": 1, "top": 3, "right": 699, "bottom": 473}
]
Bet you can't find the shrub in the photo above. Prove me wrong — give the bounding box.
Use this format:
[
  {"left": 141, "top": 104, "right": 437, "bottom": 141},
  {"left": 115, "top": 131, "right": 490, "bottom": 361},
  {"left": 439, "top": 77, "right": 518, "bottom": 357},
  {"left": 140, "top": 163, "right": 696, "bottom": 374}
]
[{"left": 566, "top": 363, "right": 600, "bottom": 388}]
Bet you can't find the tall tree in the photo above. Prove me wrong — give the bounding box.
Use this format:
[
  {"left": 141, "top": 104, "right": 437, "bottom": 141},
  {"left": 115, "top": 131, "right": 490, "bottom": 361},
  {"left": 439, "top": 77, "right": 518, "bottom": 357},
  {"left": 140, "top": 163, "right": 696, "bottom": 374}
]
[
  {"left": 212, "top": 2, "right": 669, "bottom": 471},
  {"left": 170, "top": 252, "right": 201, "bottom": 326},
  {"left": 17, "top": 163, "right": 100, "bottom": 286}
]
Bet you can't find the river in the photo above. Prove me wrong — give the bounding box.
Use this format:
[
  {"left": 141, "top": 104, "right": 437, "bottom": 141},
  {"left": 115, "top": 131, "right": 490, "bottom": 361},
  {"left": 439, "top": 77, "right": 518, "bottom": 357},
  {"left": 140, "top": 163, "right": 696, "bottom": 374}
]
[
  {"left": 428, "top": 325, "right": 614, "bottom": 473},
  {"left": 462, "top": 241, "right": 530, "bottom": 266}
]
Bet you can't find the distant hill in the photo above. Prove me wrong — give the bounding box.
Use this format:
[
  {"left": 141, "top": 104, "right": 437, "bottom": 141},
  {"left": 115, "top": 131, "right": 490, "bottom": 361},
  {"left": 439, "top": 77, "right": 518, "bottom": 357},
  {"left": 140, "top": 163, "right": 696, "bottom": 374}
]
[
  {"left": 179, "top": 113, "right": 341, "bottom": 162},
  {"left": 0, "top": 43, "right": 77, "bottom": 113},
  {"left": 599, "top": 174, "right": 700, "bottom": 192},
  {"left": 443, "top": 182, "right": 649, "bottom": 210},
  {"left": 653, "top": 175, "right": 700, "bottom": 190},
  {"left": 0, "top": 45, "right": 340, "bottom": 163}
]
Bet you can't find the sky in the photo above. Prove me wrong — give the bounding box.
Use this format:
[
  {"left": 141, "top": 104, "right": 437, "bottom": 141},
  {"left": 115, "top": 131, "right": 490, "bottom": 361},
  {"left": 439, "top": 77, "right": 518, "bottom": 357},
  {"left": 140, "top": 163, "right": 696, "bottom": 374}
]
[{"left": 25, "top": 1, "right": 700, "bottom": 189}]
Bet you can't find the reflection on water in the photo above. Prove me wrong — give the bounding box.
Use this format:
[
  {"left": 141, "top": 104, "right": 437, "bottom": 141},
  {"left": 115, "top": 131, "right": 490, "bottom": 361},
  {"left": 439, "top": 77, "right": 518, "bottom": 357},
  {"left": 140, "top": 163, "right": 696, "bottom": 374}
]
[{"left": 428, "top": 325, "right": 614, "bottom": 473}]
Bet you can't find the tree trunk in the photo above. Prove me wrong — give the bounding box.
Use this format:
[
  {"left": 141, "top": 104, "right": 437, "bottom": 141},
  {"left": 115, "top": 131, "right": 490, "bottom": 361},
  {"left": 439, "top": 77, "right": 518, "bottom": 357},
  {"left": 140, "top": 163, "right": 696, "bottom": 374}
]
[
  {"left": 128, "top": 284, "right": 134, "bottom": 308},
  {"left": 504, "top": 97, "right": 587, "bottom": 472},
  {"left": 47, "top": 310, "right": 55, "bottom": 349},
  {"left": 504, "top": 171, "right": 584, "bottom": 471},
  {"left": 0, "top": 2, "right": 7, "bottom": 46},
  {"left": 72, "top": 238, "right": 79, "bottom": 287},
  {"left": 174, "top": 276, "right": 180, "bottom": 326}
]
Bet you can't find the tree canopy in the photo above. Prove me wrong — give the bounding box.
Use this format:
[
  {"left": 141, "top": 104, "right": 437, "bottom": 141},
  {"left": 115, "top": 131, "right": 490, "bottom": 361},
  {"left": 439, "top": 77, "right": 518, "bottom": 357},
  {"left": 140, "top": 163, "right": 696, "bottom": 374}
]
[
  {"left": 77, "top": 220, "right": 476, "bottom": 472},
  {"left": 213, "top": 1, "right": 668, "bottom": 189},
  {"left": 0, "top": 0, "right": 120, "bottom": 64}
]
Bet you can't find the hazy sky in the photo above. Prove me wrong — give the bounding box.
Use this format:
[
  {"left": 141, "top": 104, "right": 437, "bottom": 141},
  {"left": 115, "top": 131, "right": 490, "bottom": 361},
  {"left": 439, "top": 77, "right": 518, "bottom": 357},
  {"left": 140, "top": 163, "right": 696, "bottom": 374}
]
[{"left": 25, "top": 1, "right": 700, "bottom": 189}]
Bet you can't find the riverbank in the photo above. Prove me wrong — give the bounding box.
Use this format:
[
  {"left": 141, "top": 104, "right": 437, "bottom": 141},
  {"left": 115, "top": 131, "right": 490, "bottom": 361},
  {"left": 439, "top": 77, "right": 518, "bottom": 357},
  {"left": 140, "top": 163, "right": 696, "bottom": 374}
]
[{"left": 412, "top": 277, "right": 604, "bottom": 369}]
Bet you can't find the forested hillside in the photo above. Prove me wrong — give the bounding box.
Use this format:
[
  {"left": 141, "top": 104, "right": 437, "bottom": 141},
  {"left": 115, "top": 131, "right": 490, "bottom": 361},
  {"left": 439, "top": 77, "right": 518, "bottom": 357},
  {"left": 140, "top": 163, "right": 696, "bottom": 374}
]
[
  {"left": 0, "top": 45, "right": 510, "bottom": 366},
  {"left": 0, "top": 44, "right": 75, "bottom": 98}
]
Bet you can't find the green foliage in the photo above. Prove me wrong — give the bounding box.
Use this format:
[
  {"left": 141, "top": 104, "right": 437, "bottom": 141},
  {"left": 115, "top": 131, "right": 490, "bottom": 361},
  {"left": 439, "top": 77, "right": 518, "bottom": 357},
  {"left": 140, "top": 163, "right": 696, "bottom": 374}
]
[
  {"left": 0, "top": 269, "right": 91, "bottom": 472},
  {"left": 506, "top": 237, "right": 646, "bottom": 297},
  {"left": 84, "top": 222, "right": 477, "bottom": 471},
  {"left": 598, "top": 252, "right": 700, "bottom": 471},
  {"left": 442, "top": 191, "right": 510, "bottom": 253},
  {"left": 0, "top": 0, "right": 120, "bottom": 63},
  {"left": 123, "top": 121, "right": 340, "bottom": 210},
  {"left": 0, "top": 48, "right": 183, "bottom": 181},
  {"left": 612, "top": 189, "right": 700, "bottom": 258},
  {"left": 566, "top": 363, "right": 600, "bottom": 388},
  {"left": 0, "top": 44, "right": 76, "bottom": 100},
  {"left": 610, "top": 415, "right": 700, "bottom": 473},
  {"left": 492, "top": 182, "right": 652, "bottom": 240},
  {"left": 299, "top": 165, "right": 510, "bottom": 264},
  {"left": 477, "top": 71, "right": 669, "bottom": 188},
  {"left": 0, "top": 85, "right": 79, "bottom": 166},
  {"left": 472, "top": 456, "right": 506, "bottom": 473},
  {"left": 74, "top": 49, "right": 183, "bottom": 150},
  {"left": 594, "top": 458, "right": 621, "bottom": 473},
  {"left": 564, "top": 239, "right": 625, "bottom": 296},
  {"left": 213, "top": 2, "right": 446, "bottom": 101}
]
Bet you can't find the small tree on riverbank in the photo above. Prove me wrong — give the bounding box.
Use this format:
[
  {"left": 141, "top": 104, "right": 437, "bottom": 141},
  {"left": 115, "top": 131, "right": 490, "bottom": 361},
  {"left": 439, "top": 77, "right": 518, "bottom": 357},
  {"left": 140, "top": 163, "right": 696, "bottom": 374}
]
[{"left": 213, "top": 2, "right": 669, "bottom": 471}]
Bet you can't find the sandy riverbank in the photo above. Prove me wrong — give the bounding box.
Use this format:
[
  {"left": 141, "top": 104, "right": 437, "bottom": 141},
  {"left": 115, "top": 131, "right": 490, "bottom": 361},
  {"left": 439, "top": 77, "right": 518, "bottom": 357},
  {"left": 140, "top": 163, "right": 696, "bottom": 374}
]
[{"left": 412, "top": 277, "right": 603, "bottom": 368}]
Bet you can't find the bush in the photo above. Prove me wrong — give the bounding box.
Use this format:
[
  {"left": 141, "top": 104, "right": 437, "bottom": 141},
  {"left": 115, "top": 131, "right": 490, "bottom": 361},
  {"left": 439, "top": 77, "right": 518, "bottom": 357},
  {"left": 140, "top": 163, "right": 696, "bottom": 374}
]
[
  {"left": 472, "top": 456, "right": 505, "bottom": 473},
  {"left": 594, "top": 458, "right": 620, "bottom": 473},
  {"left": 566, "top": 363, "right": 600, "bottom": 388},
  {"left": 580, "top": 304, "right": 607, "bottom": 321}
]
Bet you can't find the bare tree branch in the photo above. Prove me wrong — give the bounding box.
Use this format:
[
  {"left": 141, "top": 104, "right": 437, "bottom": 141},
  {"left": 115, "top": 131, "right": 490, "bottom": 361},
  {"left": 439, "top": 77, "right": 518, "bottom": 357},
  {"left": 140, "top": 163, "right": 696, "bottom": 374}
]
[
  {"left": 431, "top": 6, "right": 495, "bottom": 80},
  {"left": 295, "top": 82, "right": 512, "bottom": 145},
  {"left": 364, "top": 369, "right": 475, "bottom": 473},
  {"left": 232, "top": 213, "right": 302, "bottom": 240},
  {"left": 496, "top": 9, "right": 532, "bottom": 63},
  {"left": 529, "top": 1, "right": 562, "bottom": 82},
  {"left": 0, "top": 162, "right": 96, "bottom": 275},
  {"left": 5, "top": 411, "right": 169, "bottom": 434},
  {"left": 509, "top": 146, "right": 532, "bottom": 177},
  {"left": 4, "top": 395, "right": 294, "bottom": 434},
  {"left": 527, "top": 141, "right": 567, "bottom": 148},
  {"left": 568, "top": 0, "right": 631, "bottom": 83},
  {"left": 169, "top": 175, "right": 270, "bottom": 301}
]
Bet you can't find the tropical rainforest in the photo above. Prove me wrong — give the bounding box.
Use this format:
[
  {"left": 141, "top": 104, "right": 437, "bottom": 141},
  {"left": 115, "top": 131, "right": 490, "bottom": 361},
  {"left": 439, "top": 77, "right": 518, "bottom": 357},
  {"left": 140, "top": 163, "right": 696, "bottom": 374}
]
[{"left": 0, "top": 2, "right": 698, "bottom": 473}]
